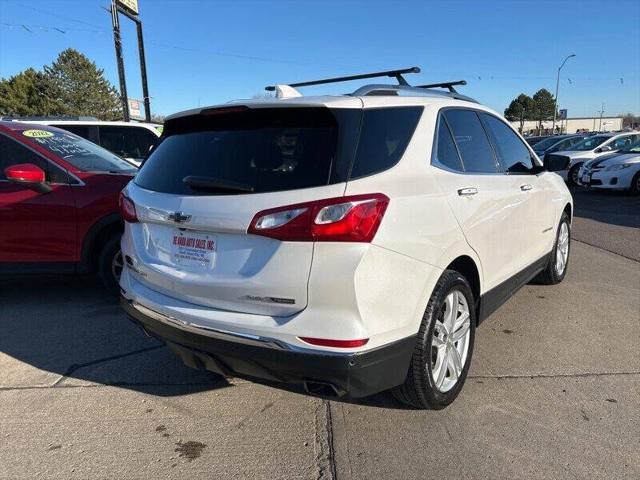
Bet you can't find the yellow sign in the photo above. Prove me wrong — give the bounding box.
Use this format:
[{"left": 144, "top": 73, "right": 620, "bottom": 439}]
[
  {"left": 22, "top": 129, "right": 54, "bottom": 138},
  {"left": 117, "top": 0, "right": 139, "bottom": 15}
]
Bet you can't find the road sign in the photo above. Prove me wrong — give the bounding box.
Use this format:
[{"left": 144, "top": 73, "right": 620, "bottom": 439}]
[
  {"left": 117, "top": 0, "right": 139, "bottom": 15},
  {"left": 128, "top": 98, "right": 144, "bottom": 120},
  {"left": 558, "top": 109, "right": 567, "bottom": 120}
]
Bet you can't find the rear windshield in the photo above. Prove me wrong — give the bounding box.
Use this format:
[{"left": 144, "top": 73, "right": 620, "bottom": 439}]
[{"left": 135, "top": 106, "right": 422, "bottom": 195}]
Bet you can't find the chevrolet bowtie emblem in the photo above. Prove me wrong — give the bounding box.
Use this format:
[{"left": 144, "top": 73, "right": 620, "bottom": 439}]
[{"left": 168, "top": 211, "right": 192, "bottom": 224}]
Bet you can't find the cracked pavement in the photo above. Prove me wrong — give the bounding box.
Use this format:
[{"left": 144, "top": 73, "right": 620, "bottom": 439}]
[{"left": 1, "top": 189, "right": 639, "bottom": 479}]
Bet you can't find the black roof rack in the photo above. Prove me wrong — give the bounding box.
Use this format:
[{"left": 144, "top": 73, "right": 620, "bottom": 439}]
[
  {"left": 265, "top": 67, "right": 421, "bottom": 91},
  {"left": 416, "top": 80, "right": 467, "bottom": 94}
]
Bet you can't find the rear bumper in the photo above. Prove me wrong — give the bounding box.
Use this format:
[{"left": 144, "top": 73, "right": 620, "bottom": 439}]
[{"left": 121, "top": 296, "right": 415, "bottom": 398}]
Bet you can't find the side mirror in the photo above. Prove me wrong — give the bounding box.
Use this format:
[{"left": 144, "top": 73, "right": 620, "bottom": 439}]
[
  {"left": 543, "top": 155, "right": 570, "bottom": 172},
  {"left": 4, "top": 163, "right": 52, "bottom": 194},
  {"left": 597, "top": 145, "right": 612, "bottom": 153}
]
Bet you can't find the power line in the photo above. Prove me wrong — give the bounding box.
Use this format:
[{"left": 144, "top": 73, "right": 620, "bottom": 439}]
[
  {"left": 2, "top": 2, "right": 639, "bottom": 82},
  {"left": 3, "top": 0, "right": 110, "bottom": 31}
]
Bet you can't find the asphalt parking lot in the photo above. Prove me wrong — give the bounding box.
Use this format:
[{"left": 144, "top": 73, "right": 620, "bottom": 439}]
[{"left": 1, "top": 188, "right": 638, "bottom": 480}]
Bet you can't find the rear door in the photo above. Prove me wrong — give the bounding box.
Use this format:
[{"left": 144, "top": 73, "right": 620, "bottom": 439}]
[
  {"left": 125, "top": 106, "right": 359, "bottom": 316},
  {"left": 431, "top": 109, "right": 525, "bottom": 291},
  {"left": 479, "top": 112, "right": 554, "bottom": 264},
  {"left": 0, "top": 132, "right": 76, "bottom": 263}
]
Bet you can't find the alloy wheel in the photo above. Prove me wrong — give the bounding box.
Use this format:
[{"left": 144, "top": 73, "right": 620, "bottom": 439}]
[
  {"left": 111, "top": 250, "right": 124, "bottom": 282},
  {"left": 430, "top": 290, "right": 471, "bottom": 393},
  {"left": 571, "top": 168, "right": 580, "bottom": 185},
  {"left": 555, "top": 222, "right": 569, "bottom": 275}
]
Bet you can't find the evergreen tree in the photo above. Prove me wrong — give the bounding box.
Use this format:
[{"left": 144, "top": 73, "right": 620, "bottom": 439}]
[
  {"left": 44, "top": 48, "right": 123, "bottom": 120},
  {"left": 531, "top": 88, "right": 556, "bottom": 132},
  {"left": 504, "top": 94, "right": 534, "bottom": 133},
  {"left": 0, "top": 68, "right": 62, "bottom": 117}
]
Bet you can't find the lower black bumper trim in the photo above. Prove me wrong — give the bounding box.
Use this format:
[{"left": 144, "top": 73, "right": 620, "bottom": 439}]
[{"left": 121, "top": 296, "right": 416, "bottom": 398}]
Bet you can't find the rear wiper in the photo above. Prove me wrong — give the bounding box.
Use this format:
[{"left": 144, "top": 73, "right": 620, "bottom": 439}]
[{"left": 183, "top": 175, "right": 254, "bottom": 193}]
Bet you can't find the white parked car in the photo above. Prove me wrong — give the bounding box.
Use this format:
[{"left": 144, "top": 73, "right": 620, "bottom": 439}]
[
  {"left": 15, "top": 119, "right": 161, "bottom": 166},
  {"left": 579, "top": 140, "right": 640, "bottom": 193},
  {"left": 118, "top": 68, "right": 573, "bottom": 409},
  {"left": 547, "top": 132, "right": 640, "bottom": 185}
]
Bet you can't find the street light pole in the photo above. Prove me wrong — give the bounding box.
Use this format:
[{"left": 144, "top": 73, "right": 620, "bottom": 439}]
[{"left": 552, "top": 54, "right": 576, "bottom": 135}]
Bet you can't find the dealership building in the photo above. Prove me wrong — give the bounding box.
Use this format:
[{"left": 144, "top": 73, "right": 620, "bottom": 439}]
[{"left": 510, "top": 116, "right": 624, "bottom": 134}]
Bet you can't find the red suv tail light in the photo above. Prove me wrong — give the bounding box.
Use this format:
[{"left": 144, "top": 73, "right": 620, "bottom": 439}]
[
  {"left": 119, "top": 192, "right": 138, "bottom": 223},
  {"left": 248, "top": 193, "right": 389, "bottom": 242}
]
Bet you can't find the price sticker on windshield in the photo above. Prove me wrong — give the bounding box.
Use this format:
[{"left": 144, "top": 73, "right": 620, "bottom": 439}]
[{"left": 22, "top": 129, "right": 54, "bottom": 138}]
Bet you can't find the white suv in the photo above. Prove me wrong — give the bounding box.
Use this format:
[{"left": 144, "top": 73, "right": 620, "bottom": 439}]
[{"left": 119, "top": 68, "right": 573, "bottom": 409}]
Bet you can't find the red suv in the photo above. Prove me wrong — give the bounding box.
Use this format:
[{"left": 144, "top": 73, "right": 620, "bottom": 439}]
[{"left": 0, "top": 121, "right": 136, "bottom": 291}]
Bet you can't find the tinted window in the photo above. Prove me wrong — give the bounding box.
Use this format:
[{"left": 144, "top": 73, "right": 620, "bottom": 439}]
[
  {"left": 0, "top": 134, "right": 67, "bottom": 183},
  {"left": 350, "top": 107, "right": 422, "bottom": 179},
  {"left": 434, "top": 116, "right": 463, "bottom": 171},
  {"left": 611, "top": 135, "right": 638, "bottom": 150},
  {"left": 136, "top": 107, "right": 352, "bottom": 195},
  {"left": 571, "top": 135, "right": 610, "bottom": 151},
  {"left": 531, "top": 136, "right": 559, "bottom": 151},
  {"left": 25, "top": 130, "right": 136, "bottom": 173},
  {"left": 99, "top": 126, "right": 157, "bottom": 159},
  {"left": 480, "top": 113, "right": 533, "bottom": 173},
  {"left": 552, "top": 137, "right": 575, "bottom": 152},
  {"left": 59, "top": 125, "right": 90, "bottom": 139},
  {"left": 443, "top": 110, "right": 499, "bottom": 173}
]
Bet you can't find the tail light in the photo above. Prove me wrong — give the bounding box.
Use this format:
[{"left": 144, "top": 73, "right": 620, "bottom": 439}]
[
  {"left": 248, "top": 193, "right": 389, "bottom": 242},
  {"left": 119, "top": 192, "right": 138, "bottom": 223},
  {"left": 299, "top": 337, "right": 369, "bottom": 348}
]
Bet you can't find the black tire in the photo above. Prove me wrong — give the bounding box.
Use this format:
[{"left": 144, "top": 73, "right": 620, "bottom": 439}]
[
  {"left": 567, "top": 164, "right": 582, "bottom": 187},
  {"left": 392, "top": 270, "right": 476, "bottom": 410},
  {"left": 534, "top": 212, "right": 571, "bottom": 285},
  {"left": 630, "top": 171, "right": 640, "bottom": 195},
  {"left": 98, "top": 235, "right": 123, "bottom": 295}
]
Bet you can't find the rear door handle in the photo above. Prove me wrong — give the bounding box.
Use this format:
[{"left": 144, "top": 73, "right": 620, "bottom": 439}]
[
  {"left": 520, "top": 184, "right": 533, "bottom": 191},
  {"left": 457, "top": 187, "right": 478, "bottom": 196}
]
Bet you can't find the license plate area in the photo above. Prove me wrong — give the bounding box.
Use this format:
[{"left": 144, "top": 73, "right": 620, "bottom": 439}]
[{"left": 171, "top": 229, "right": 216, "bottom": 270}]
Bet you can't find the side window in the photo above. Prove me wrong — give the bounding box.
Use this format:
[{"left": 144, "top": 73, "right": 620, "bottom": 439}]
[
  {"left": 551, "top": 139, "right": 569, "bottom": 152},
  {"left": 443, "top": 109, "right": 499, "bottom": 173},
  {"left": 611, "top": 136, "right": 633, "bottom": 149},
  {"left": 433, "top": 115, "right": 463, "bottom": 172},
  {"left": 0, "top": 134, "right": 67, "bottom": 183},
  {"left": 480, "top": 113, "right": 534, "bottom": 173},
  {"left": 133, "top": 128, "right": 159, "bottom": 157},
  {"left": 350, "top": 107, "right": 423, "bottom": 179},
  {"left": 99, "top": 126, "right": 153, "bottom": 159},
  {"left": 60, "top": 125, "right": 90, "bottom": 140}
]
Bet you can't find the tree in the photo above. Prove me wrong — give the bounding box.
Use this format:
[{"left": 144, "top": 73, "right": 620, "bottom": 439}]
[
  {"left": 0, "top": 68, "right": 63, "bottom": 117},
  {"left": 620, "top": 112, "right": 640, "bottom": 130},
  {"left": 44, "top": 49, "right": 123, "bottom": 120},
  {"left": 504, "top": 94, "right": 534, "bottom": 133},
  {"left": 531, "top": 88, "right": 556, "bottom": 132}
]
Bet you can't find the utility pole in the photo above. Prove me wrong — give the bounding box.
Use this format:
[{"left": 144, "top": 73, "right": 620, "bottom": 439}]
[
  {"left": 110, "top": 0, "right": 129, "bottom": 121},
  {"left": 599, "top": 103, "right": 605, "bottom": 131},
  {"left": 552, "top": 54, "right": 576, "bottom": 135}
]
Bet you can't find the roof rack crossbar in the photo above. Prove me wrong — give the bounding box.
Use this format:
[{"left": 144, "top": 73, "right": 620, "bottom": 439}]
[
  {"left": 416, "top": 80, "right": 467, "bottom": 94},
  {"left": 265, "top": 67, "right": 421, "bottom": 91}
]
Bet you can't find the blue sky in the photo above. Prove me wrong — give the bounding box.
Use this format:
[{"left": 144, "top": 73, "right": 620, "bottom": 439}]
[{"left": 1, "top": 0, "right": 639, "bottom": 118}]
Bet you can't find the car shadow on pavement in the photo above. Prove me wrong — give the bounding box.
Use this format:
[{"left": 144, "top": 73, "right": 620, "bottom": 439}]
[
  {"left": 0, "top": 276, "right": 227, "bottom": 397},
  {"left": 570, "top": 187, "right": 640, "bottom": 229}
]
